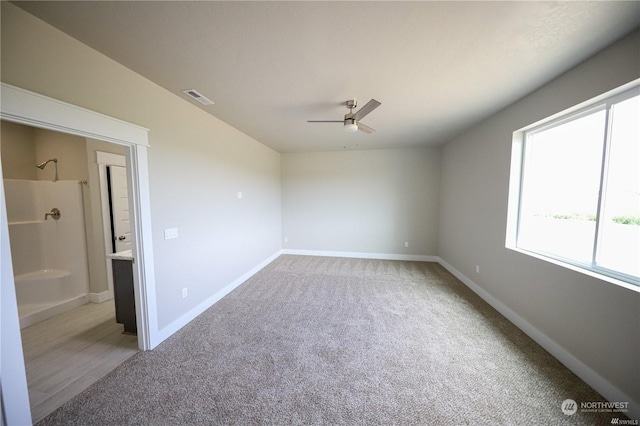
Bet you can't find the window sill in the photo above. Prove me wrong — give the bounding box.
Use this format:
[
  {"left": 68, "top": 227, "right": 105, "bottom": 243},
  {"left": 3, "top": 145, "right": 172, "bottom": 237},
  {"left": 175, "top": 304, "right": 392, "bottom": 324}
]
[{"left": 506, "top": 245, "right": 640, "bottom": 293}]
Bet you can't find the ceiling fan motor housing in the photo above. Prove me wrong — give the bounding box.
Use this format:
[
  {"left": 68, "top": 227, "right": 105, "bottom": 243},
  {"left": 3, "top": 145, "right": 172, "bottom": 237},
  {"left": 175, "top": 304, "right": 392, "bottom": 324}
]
[{"left": 307, "top": 98, "right": 380, "bottom": 134}]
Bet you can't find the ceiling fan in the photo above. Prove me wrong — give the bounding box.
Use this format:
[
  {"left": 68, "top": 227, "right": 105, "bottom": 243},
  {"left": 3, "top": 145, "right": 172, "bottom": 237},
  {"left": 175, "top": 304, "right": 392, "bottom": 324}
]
[{"left": 307, "top": 99, "right": 381, "bottom": 134}]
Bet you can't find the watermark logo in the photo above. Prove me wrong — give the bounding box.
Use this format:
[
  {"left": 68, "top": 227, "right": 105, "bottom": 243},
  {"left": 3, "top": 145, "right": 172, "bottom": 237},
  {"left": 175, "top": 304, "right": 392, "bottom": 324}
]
[
  {"left": 611, "top": 418, "right": 639, "bottom": 425},
  {"left": 562, "top": 398, "right": 637, "bottom": 423},
  {"left": 561, "top": 399, "right": 578, "bottom": 416},
  {"left": 581, "top": 401, "right": 629, "bottom": 413}
]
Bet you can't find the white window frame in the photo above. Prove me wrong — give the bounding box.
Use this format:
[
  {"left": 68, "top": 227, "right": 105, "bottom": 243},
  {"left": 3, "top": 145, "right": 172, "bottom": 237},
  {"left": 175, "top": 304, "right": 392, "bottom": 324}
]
[{"left": 506, "top": 79, "right": 640, "bottom": 291}]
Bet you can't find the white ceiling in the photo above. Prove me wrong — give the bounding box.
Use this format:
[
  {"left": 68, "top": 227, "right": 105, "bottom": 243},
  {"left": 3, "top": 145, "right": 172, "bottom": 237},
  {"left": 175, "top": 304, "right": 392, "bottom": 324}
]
[{"left": 14, "top": 1, "right": 640, "bottom": 153}]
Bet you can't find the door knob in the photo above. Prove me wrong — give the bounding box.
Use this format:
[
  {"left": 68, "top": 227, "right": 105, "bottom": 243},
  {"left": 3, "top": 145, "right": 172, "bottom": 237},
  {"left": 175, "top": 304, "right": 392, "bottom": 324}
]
[{"left": 118, "top": 235, "right": 126, "bottom": 241}]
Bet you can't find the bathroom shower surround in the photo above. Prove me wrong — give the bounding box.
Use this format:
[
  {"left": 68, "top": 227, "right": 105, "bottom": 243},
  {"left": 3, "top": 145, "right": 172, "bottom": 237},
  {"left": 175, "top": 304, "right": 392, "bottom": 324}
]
[{"left": 5, "top": 179, "right": 90, "bottom": 327}]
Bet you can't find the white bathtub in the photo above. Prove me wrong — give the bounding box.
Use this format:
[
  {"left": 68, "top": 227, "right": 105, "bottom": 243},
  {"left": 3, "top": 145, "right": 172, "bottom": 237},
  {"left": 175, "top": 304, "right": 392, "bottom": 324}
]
[
  {"left": 5, "top": 179, "right": 91, "bottom": 329},
  {"left": 15, "top": 269, "right": 88, "bottom": 329}
]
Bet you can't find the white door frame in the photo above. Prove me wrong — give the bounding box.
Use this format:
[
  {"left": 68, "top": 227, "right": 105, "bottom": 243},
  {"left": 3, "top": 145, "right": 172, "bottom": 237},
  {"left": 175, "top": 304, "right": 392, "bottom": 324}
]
[
  {"left": 0, "top": 83, "right": 158, "bottom": 424},
  {"left": 109, "top": 163, "right": 133, "bottom": 253},
  {"left": 97, "top": 151, "right": 127, "bottom": 299}
]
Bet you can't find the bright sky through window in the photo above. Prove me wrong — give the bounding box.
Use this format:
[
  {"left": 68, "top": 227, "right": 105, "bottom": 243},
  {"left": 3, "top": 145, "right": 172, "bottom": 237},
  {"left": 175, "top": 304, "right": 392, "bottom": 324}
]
[{"left": 513, "top": 84, "right": 639, "bottom": 285}]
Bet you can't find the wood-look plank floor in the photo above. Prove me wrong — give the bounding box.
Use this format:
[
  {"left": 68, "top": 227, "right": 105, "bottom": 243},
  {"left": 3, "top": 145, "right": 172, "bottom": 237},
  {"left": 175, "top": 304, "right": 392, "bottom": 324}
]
[{"left": 21, "top": 300, "right": 138, "bottom": 423}]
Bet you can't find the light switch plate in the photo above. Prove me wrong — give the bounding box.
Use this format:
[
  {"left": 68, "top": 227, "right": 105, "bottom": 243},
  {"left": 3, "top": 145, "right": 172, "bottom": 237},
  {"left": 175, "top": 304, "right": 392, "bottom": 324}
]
[{"left": 164, "top": 228, "right": 179, "bottom": 240}]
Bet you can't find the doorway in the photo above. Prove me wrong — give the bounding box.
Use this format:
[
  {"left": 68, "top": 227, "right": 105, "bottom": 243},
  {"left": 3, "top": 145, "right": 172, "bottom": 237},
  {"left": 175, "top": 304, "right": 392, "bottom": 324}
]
[
  {"left": 96, "top": 151, "right": 132, "bottom": 298},
  {"left": 1, "top": 82, "right": 157, "bottom": 425},
  {"left": 1, "top": 122, "right": 138, "bottom": 422},
  {"left": 109, "top": 164, "right": 132, "bottom": 253}
]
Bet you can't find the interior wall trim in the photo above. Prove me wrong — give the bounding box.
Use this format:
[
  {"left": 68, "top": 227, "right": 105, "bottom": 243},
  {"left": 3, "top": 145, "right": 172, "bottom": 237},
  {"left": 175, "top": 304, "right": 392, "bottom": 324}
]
[
  {"left": 281, "top": 249, "right": 439, "bottom": 263},
  {"left": 0, "top": 82, "right": 155, "bottom": 424},
  {"left": 437, "top": 257, "right": 639, "bottom": 421},
  {"left": 0, "top": 83, "right": 149, "bottom": 147},
  {"left": 0, "top": 82, "right": 155, "bottom": 351},
  {"left": 153, "top": 250, "right": 283, "bottom": 347},
  {"left": 95, "top": 152, "right": 127, "bottom": 302},
  {"left": 88, "top": 291, "right": 112, "bottom": 304}
]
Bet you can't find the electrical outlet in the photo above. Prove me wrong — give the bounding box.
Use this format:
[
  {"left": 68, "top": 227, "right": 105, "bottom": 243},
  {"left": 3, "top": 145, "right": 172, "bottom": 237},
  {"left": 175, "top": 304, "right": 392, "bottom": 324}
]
[
  {"left": 404, "top": 241, "right": 409, "bottom": 248},
  {"left": 164, "top": 228, "right": 179, "bottom": 240},
  {"left": 182, "top": 288, "right": 188, "bottom": 298},
  {"left": 284, "top": 237, "right": 288, "bottom": 243},
  {"left": 237, "top": 191, "right": 243, "bottom": 199},
  {"left": 476, "top": 265, "right": 480, "bottom": 274}
]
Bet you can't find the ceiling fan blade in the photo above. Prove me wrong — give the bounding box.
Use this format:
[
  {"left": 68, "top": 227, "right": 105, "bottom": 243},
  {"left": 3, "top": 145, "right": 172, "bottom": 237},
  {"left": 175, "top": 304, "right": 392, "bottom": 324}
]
[
  {"left": 353, "top": 99, "right": 381, "bottom": 121},
  {"left": 307, "top": 120, "right": 344, "bottom": 123},
  {"left": 357, "top": 122, "right": 375, "bottom": 134}
]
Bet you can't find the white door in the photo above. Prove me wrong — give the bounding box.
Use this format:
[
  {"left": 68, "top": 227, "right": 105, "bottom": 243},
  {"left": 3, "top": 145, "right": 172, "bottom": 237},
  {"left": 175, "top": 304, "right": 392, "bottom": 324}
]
[{"left": 109, "top": 165, "right": 132, "bottom": 252}]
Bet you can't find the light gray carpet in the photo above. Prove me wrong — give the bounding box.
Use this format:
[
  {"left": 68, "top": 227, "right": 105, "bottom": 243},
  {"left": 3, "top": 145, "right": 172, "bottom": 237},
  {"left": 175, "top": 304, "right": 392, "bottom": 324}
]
[{"left": 39, "top": 255, "right": 617, "bottom": 425}]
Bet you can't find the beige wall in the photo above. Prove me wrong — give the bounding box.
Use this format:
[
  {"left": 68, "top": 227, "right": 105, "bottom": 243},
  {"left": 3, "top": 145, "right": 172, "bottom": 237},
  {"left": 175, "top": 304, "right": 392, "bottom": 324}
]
[
  {"left": 439, "top": 30, "right": 640, "bottom": 407},
  {"left": 1, "top": 2, "right": 282, "bottom": 330},
  {"left": 282, "top": 147, "right": 440, "bottom": 255},
  {"left": 1, "top": 121, "right": 37, "bottom": 180},
  {"left": 34, "top": 129, "right": 87, "bottom": 181},
  {"left": 1, "top": 123, "right": 89, "bottom": 182}
]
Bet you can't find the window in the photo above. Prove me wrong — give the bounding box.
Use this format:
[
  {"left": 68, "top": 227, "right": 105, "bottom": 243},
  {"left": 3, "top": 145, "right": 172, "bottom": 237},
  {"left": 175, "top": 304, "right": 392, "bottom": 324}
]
[{"left": 509, "top": 82, "right": 639, "bottom": 286}]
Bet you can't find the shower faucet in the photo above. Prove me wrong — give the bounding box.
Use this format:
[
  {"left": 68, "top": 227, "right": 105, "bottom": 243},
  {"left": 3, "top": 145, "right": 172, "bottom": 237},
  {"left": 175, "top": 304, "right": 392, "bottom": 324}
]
[{"left": 45, "top": 208, "right": 61, "bottom": 221}]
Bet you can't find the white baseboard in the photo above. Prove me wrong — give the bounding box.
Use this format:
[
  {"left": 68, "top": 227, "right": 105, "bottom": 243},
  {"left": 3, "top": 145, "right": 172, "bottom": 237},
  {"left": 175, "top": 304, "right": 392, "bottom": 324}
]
[
  {"left": 89, "top": 291, "right": 112, "bottom": 304},
  {"left": 155, "top": 249, "right": 435, "bottom": 345},
  {"left": 282, "top": 249, "right": 438, "bottom": 262},
  {"left": 19, "top": 294, "right": 88, "bottom": 329},
  {"left": 155, "top": 250, "right": 283, "bottom": 345},
  {"left": 437, "top": 257, "right": 639, "bottom": 421},
  {"left": 147, "top": 249, "right": 639, "bottom": 419}
]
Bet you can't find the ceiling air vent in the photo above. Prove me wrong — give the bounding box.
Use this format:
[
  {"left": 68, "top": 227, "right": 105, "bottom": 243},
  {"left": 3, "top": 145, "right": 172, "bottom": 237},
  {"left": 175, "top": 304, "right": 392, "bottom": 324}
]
[{"left": 182, "top": 89, "right": 215, "bottom": 105}]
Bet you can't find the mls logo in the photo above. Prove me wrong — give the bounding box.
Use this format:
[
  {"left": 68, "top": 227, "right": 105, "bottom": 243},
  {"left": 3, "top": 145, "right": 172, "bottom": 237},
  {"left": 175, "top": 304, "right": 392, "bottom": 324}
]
[{"left": 561, "top": 399, "right": 578, "bottom": 416}]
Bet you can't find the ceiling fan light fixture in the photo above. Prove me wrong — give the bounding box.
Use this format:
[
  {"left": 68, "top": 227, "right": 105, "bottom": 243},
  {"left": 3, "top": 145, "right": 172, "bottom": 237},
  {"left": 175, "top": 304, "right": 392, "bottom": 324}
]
[
  {"left": 344, "top": 119, "right": 358, "bottom": 132},
  {"left": 308, "top": 99, "right": 380, "bottom": 134}
]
